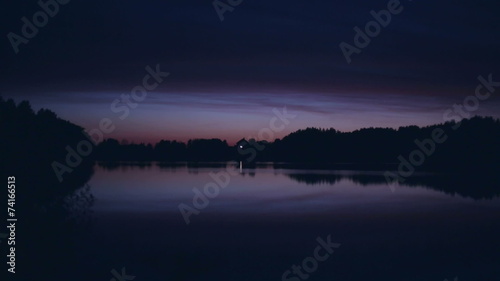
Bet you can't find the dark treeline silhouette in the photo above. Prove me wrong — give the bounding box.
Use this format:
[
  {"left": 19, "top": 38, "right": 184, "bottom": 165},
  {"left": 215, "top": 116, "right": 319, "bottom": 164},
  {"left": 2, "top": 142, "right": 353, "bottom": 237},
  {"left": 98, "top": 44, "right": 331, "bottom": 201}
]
[
  {"left": 96, "top": 138, "right": 233, "bottom": 161},
  {"left": 3, "top": 98, "right": 500, "bottom": 179},
  {"left": 0, "top": 97, "right": 94, "bottom": 280},
  {"left": 3, "top": 98, "right": 500, "bottom": 175},
  {"left": 94, "top": 116, "right": 500, "bottom": 173},
  {"left": 0, "top": 97, "right": 94, "bottom": 207},
  {"left": 263, "top": 117, "right": 500, "bottom": 172}
]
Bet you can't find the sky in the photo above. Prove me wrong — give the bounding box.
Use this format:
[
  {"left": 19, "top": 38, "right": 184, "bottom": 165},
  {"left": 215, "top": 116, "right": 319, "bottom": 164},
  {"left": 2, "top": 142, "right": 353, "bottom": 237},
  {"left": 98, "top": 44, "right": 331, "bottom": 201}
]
[{"left": 2, "top": 0, "right": 500, "bottom": 144}]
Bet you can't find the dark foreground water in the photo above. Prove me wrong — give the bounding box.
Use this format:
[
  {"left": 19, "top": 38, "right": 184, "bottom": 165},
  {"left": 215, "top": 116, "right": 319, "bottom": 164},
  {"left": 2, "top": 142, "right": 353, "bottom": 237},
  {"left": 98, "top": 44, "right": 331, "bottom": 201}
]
[{"left": 18, "top": 163, "right": 500, "bottom": 281}]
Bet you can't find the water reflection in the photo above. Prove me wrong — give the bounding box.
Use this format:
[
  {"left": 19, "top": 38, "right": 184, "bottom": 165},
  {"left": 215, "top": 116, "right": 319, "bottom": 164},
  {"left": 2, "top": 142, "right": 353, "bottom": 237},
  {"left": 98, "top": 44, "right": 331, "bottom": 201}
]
[
  {"left": 97, "top": 161, "right": 500, "bottom": 200},
  {"left": 287, "top": 172, "right": 500, "bottom": 199},
  {"left": 15, "top": 161, "right": 500, "bottom": 281},
  {"left": 12, "top": 162, "right": 95, "bottom": 281},
  {"left": 84, "top": 162, "right": 500, "bottom": 281}
]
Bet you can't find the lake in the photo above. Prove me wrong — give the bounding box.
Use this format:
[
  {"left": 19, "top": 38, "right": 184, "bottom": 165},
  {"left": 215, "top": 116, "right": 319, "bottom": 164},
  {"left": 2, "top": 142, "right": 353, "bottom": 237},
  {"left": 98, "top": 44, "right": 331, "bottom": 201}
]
[{"left": 36, "top": 162, "right": 500, "bottom": 281}]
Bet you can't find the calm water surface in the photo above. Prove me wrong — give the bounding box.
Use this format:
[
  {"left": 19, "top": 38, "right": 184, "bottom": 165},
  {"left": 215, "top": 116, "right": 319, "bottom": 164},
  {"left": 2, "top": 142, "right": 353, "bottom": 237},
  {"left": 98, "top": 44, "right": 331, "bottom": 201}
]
[{"left": 70, "top": 163, "right": 500, "bottom": 281}]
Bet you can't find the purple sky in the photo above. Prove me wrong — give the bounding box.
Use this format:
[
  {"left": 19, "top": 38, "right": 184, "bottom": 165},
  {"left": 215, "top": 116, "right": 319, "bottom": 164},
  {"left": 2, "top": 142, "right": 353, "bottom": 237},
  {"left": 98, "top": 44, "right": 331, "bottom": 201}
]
[
  {"left": 3, "top": 0, "right": 500, "bottom": 144},
  {"left": 7, "top": 88, "right": 499, "bottom": 145}
]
